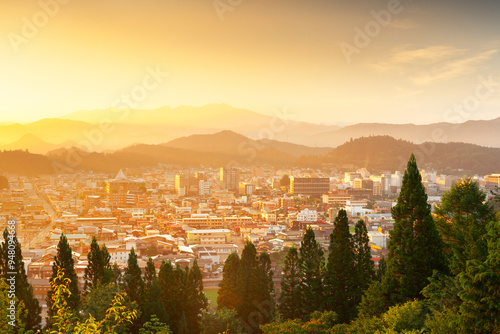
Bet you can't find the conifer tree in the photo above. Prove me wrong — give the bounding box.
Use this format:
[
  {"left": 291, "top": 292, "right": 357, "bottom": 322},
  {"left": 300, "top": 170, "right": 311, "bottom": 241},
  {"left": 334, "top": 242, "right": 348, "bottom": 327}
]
[
  {"left": 123, "top": 248, "right": 145, "bottom": 305},
  {"left": 299, "top": 225, "right": 325, "bottom": 315},
  {"left": 256, "top": 252, "right": 275, "bottom": 324},
  {"left": 186, "top": 259, "right": 208, "bottom": 334},
  {"left": 0, "top": 228, "right": 41, "bottom": 331},
  {"left": 142, "top": 258, "right": 169, "bottom": 326},
  {"left": 144, "top": 257, "right": 157, "bottom": 291},
  {"left": 84, "top": 237, "right": 113, "bottom": 293},
  {"left": 435, "top": 178, "right": 495, "bottom": 275},
  {"left": 324, "top": 209, "right": 357, "bottom": 323},
  {"left": 47, "top": 234, "right": 80, "bottom": 318},
  {"left": 382, "top": 153, "right": 446, "bottom": 306},
  {"left": 217, "top": 252, "right": 241, "bottom": 310},
  {"left": 236, "top": 241, "right": 260, "bottom": 325},
  {"left": 353, "top": 219, "right": 375, "bottom": 305},
  {"left": 279, "top": 246, "right": 303, "bottom": 320}
]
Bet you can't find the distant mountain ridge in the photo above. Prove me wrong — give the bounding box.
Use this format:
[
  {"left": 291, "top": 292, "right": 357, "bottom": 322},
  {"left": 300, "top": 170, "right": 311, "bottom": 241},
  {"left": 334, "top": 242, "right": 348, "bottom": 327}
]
[
  {"left": 1, "top": 133, "right": 499, "bottom": 176},
  {"left": 1, "top": 104, "right": 499, "bottom": 151}
]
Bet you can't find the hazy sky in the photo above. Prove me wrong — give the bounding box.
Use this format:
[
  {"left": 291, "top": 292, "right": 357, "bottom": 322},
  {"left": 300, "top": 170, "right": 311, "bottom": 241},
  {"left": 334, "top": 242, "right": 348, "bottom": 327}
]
[{"left": 1, "top": 0, "right": 500, "bottom": 125}]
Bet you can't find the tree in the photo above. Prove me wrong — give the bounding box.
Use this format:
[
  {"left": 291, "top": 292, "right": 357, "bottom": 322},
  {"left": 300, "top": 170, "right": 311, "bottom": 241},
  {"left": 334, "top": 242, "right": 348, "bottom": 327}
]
[
  {"left": 200, "top": 308, "right": 244, "bottom": 334},
  {"left": 375, "top": 256, "right": 387, "bottom": 282},
  {"left": 256, "top": 252, "right": 275, "bottom": 324},
  {"left": 382, "top": 154, "right": 446, "bottom": 306},
  {"left": 139, "top": 315, "right": 172, "bottom": 334},
  {"left": 186, "top": 259, "right": 208, "bottom": 334},
  {"left": 123, "top": 248, "right": 145, "bottom": 305},
  {"left": 458, "top": 220, "right": 500, "bottom": 333},
  {"left": 299, "top": 225, "right": 324, "bottom": 315},
  {"left": 435, "top": 178, "right": 495, "bottom": 275},
  {"left": 324, "top": 209, "right": 357, "bottom": 323},
  {"left": 236, "top": 241, "right": 261, "bottom": 329},
  {"left": 0, "top": 228, "right": 41, "bottom": 331},
  {"left": 279, "top": 246, "right": 303, "bottom": 320},
  {"left": 217, "top": 252, "right": 241, "bottom": 310},
  {"left": 84, "top": 237, "right": 112, "bottom": 293},
  {"left": 260, "top": 311, "right": 337, "bottom": 334},
  {"left": 353, "top": 219, "right": 375, "bottom": 306},
  {"left": 141, "top": 258, "right": 168, "bottom": 326},
  {"left": 47, "top": 234, "right": 80, "bottom": 324},
  {"left": 280, "top": 175, "right": 291, "bottom": 188}
]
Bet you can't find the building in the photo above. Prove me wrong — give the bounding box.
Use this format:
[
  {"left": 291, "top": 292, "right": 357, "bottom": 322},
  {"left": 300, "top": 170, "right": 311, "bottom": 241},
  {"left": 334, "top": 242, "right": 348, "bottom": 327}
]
[
  {"left": 175, "top": 173, "right": 200, "bottom": 196},
  {"left": 186, "top": 229, "right": 231, "bottom": 245},
  {"left": 106, "top": 170, "right": 141, "bottom": 206},
  {"left": 220, "top": 167, "right": 240, "bottom": 192},
  {"left": 485, "top": 174, "right": 500, "bottom": 190},
  {"left": 290, "top": 177, "right": 329, "bottom": 197},
  {"left": 297, "top": 208, "right": 318, "bottom": 221}
]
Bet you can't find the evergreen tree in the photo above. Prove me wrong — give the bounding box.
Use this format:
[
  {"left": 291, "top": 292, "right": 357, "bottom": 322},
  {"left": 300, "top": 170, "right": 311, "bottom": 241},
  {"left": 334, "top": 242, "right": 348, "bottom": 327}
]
[
  {"left": 375, "top": 256, "right": 387, "bottom": 282},
  {"left": 382, "top": 153, "right": 446, "bottom": 306},
  {"left": 353, "top": 219, "right": 375, "bottom": 305},
  {"left": 144, "top": 257, "right": 157, "bottom": 291},
  {"left": 159, "top": 261, "right": 188, "bottom": 334},
  {"left": 236, "top": 241, "right": 260, "bottom": 328},
  {"left": 112, "top": 262, "right": 123, "bottom": 286},
  {"left": 279, "top": 246, "right": 303, "bottom": 320},
  {"left": 84, "top": 237, "right": 113, "bottom": 293},
  {"left": 324, "top": 209, "right": 357, "bottom": 323},
  {"left": 256, "top": 252, "right": 275, "bottom": 324},
  {"left": 0, "top": 228, "right": 41, "bottom": 331},
  {"left": 47, "top": 234, "right": 80, "bottom": 319},
  {"left": 458, "top": 220, "right": 500, "bottom": 333},
  {"left": 186, "top": 259, "right": 208, "bottom": 334},
  {"left": 123, "top": 248, "right": 145, "bottom": 305},
  {"left": 217, "top": 252, "right": 241, "bottom": 310},
  {"left": 435, "top": 178, "right": 495, "bottom": 275},
  {"left": 299, "top": 225, "right": 324, "bottom": 315}
]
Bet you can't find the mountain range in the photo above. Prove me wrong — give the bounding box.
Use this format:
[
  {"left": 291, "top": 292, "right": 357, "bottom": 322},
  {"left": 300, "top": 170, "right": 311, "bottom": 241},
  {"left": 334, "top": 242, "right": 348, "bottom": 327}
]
[
  {"left": 1, "top": 131, "right": 499, "bottom": 176},
  {"left": 2, "top": 104, "right": 499, "bottom": 153}
]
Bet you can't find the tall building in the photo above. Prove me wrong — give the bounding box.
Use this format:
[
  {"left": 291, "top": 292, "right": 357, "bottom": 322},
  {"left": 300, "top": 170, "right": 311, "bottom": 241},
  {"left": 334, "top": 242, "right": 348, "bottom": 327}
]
[
  {"left": 106, "top": 170, "right": 141, "bottom": 206},
  {"left": 175, "top": 173, "right": 200, "bottom": 196},
  {"left": 220, "top": 167, "right": 240, "bottom": 192},
  {"left": 291, "top": 177, "right": 329, "bottom": 197}
]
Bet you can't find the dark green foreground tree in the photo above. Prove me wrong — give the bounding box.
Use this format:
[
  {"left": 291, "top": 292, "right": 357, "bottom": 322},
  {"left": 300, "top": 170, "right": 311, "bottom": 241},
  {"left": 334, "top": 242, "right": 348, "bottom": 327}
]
[
  {"left": 382, "top": 154, "right": 446, "bottom": 306},
  {"left": 299, "top": 226, "right": 324, "bottom": 316},
  {"left": 0, "top": 228, "right": 41, "bottom": 331},
  {"left": 47, "top": 234, "right": 80, "bottom": 319}
]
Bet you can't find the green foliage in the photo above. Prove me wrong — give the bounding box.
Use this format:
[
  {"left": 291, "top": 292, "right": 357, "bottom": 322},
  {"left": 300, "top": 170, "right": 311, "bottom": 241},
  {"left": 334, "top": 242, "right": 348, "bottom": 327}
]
[
  {"left": 260, "top": 311, "right": 337, "bottom": 334},
  {"left": 0, "top": 228, "right": 41, "bottom": 331},
  {"left": 376, "top": 256, "right": 387, "bottom": 282},
  {"left": 434, "top": 178, "right": 495, "bottom": 276},
  {"left": 458, "top": 220, "right": 500, "bottom": 333},
  {"left": 138, "top": 314, "right": 172, "bottom": 334},
  {"left": 47, "top": 234, "right": 80, "bottom": 320},
  {"left": 325, "top": 209, "right": 357, "bottom": 323},
  {"left": 84, "top": 237, "right": 112, "bottom": 293},
  {"left": 299, "top": 226, "right": 325, "bottom": 315},
  {"left": 123, "top": 248, "right": 145, "bottom": 305},
  {"left": 279, "top": 246, "right": 303, "bottom": 320},
  {"left": 217, "top": 252, "right": 240, "bottom": 310},
  {"left": 186, "top": 259, "right": 208, "bottom": 334},
  {"left": 200, "top": 308, "right": 244, "bottom": 334},
  {"left": 381, "top": 300, "right": 426, "bottom": 333},
  {"left": 49, "top": 269, "right": 137, "bottom": 334},
  {"left": 353, "top": 219, "right": 375, "bottom": 306},
  {"left": 382, "top": 154, "right": 446, "bottom": 307},
  {"left": 358, "top": 281, "right": 388, "bottom": 319}
]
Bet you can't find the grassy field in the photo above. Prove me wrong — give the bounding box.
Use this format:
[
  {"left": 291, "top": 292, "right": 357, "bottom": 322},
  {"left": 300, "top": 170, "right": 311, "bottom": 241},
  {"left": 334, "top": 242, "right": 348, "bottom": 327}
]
[{"left": 204, "top": 289, "right": 219, "bottom": 309}]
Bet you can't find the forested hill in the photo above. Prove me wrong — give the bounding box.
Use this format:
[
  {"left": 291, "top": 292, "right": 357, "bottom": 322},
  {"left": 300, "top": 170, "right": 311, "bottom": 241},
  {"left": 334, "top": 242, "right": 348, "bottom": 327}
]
[{"left": 299, "top": 135, "right": 500, "bottom": 174}]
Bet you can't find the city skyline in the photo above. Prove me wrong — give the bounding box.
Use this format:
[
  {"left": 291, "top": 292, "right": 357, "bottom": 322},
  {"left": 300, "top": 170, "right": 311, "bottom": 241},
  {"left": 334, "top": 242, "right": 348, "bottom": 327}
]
[{"left": 2, "top": 0, "right": 500, "bottom": 125}]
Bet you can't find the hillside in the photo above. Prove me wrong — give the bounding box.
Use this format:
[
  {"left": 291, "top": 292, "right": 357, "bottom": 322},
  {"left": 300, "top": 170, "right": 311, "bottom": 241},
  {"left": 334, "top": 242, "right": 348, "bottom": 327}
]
[
  {"left": 0, "top": 134, "right": 61, "bottom": 155},
  {"left": 300, "top": 136, "right": 500, "bottom": 174}
]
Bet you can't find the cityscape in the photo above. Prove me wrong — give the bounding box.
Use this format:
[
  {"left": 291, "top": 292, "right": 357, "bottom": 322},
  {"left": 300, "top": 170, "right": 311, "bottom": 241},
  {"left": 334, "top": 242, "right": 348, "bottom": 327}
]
[{"left": 2, "top": 0, "right": 500, "bottom": 333}]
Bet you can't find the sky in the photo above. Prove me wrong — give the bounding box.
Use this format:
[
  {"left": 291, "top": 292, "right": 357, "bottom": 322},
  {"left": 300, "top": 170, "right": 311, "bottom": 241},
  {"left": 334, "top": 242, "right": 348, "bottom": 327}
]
[{"left": 1, "top": 0, "right": 500, "bottom": 125}]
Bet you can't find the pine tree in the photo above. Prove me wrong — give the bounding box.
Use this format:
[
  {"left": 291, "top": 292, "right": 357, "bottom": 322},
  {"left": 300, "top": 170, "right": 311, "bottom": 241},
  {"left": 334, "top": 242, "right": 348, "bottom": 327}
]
[
  {"left": 0, "top": 228, "right": 41, "bottom": 331},
  {"left": 47, "top": 234, "right": 80, "bottom": 319},
  {"left": 279, "top": 246, "right": 303, "bottom": 320},
  {"left": 256, "top": 252, "right": 275, "bottom": 324},
  {"left": 141, "top": 258, "right": 169, "bottom": 326},
  {"left": 353, "top": 219, "right": 375, "bottom": 306},
  {"left": 83, "top": 237, "right": 112, "bottom": 293},
  {"left": 123, "top": 248, "right": 145, "bottom": 304},
  {"left": 299, "top": 225, "right": 325, "bottom": 315},
  {"left": 324, "top": 209, "right": 357, "bottom": 323},
  {"left": 382, "top": 153, "right": 446, "bottom": 306},
  {"left": 435, "top": 178, "right": 495, "bottom": 276},
  {"left": 217, "top": 252, "right": 241, "bottom": 310},
  {"left": 144, "top": 257, "right": 157, "bottom": 291},
  {"left": 186, "top": 259, "right": 208, "bottom": 334},
  {"left": 236, "top": 241, "right": 260, "bottom": 326},
  {"left": 84, "top": 237, "right": 103, "bottom": 292}
]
